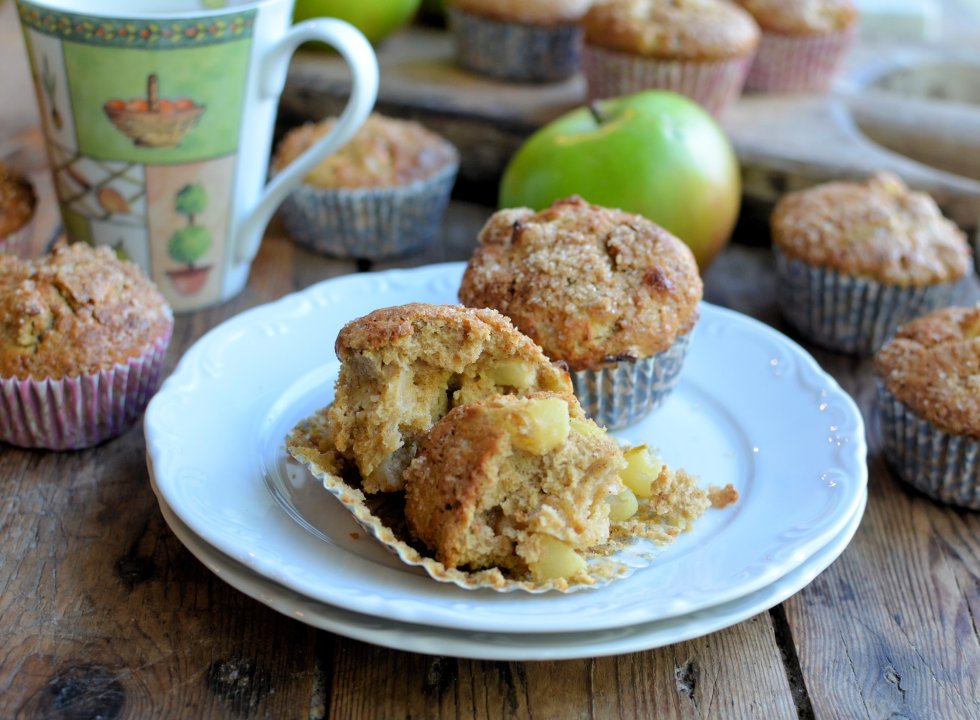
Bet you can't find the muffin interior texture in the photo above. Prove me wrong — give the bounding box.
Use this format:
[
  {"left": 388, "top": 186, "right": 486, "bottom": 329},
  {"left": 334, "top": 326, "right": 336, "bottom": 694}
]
[
  {"left": 403, "top": 392, "right": 627, "bottom": 581},
  {"left": 0, "top": 243, "right": 173, "bottom": 380},
  {"left": 323, "top": 303, "right": 573, "bottom": 493},
  {"left": 459, "top": 196, "right": 703, "bottom": 371}
]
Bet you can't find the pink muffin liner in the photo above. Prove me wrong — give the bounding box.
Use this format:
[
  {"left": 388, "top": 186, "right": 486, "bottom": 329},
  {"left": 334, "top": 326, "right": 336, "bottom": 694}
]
[
  {"left": 744, "top": 28, "right": 854, "bottom": 93},
  {"left": 582, "top": 45, "right": 752, "bottom": 118},
  {"left": 0, "top": 218, "right": 35, "bottom": 259},
  {"left": 0, "top": 327, "right": 172, "bottom": 450}
]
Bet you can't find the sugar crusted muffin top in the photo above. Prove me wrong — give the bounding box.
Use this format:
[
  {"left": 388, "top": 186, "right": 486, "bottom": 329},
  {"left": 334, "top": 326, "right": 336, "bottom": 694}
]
[
  {"left": 771, "top": 172, "right": 972, "bottom": 286},
  {"left": 0, "top": 164, "right": 36, "bottom": 238},
  {"left": 450, "top": 0, "right": 593, "bottom": 24},
  {"left": 0, "top": 243, "right": 173, "bottom": 380},
  {"left": 459, "top": 196, "right": 703, "bottom": 371},
  {"left": 734, "top": 0, "right": 857, "bottom": 35},
  {"left": 274, "top": 113, "right": 458, "bottom": 190},
  {"left": 583, "top": 0, "right": 760, "bottom": 61},
  {"left": 874, "top": 306, "right": 980, "bottom": 438}
]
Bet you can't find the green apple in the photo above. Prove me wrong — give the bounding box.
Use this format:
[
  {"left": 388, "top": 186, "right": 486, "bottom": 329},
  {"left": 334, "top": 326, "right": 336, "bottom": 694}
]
[
  {"left": 293, "top": 0, "right": 422, "bottom": 45},
  {"left": 499, "top": 91, "right": 741, "bottom": 269}
]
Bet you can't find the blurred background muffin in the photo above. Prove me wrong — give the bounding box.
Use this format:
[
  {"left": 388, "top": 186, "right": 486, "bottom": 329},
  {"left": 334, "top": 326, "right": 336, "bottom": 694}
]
[
  {"left": 581, "top": 0, "right": 760, "bottom": 117},
  {"left": 0, "top": 163, "right": 36, "bottom": 259},
  {"left": 447, "top": 0, "right": 592, "bottom": 83},
  {"left": 874, "top": 306, "right": 979, "bottom": 508},
  {"left": 735, "top": 0, "right": 857, "bottom": 92},
  {"left": 459, "top": 196, "right": 702, "bottom": 429},
  {"left": 274, "top": 113, "right": 459, "bottom": 260},
  {"left": 771, "top": 172, "right": 973, "bottom": 355},
  {"left": 0, "top": 243, "right": 173, "bottom": 450}
]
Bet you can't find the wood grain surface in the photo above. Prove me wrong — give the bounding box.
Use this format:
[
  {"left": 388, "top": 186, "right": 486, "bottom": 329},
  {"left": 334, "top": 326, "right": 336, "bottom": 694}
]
[{"left": 2, "top": 3, "right": 980, "bottom": 719}]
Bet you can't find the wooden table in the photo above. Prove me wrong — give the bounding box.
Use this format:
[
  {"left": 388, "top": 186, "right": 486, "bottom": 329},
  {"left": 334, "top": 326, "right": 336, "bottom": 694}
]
[{"left": 2, "top": 5, "right": 979, "bottom": 718}]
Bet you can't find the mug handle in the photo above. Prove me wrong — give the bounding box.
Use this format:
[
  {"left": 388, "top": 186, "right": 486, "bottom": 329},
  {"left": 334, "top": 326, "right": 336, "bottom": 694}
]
[{"left": 234, "top": 18, "right": 379, "bottom": 264}]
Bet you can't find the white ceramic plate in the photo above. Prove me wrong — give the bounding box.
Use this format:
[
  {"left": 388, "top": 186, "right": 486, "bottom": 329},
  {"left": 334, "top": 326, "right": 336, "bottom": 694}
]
[
  {"left": 156, "top": 486, "right": 867, "bottom": 661},
  {"left": 146, "top": 262, "right": 867, "bottom": 634}
]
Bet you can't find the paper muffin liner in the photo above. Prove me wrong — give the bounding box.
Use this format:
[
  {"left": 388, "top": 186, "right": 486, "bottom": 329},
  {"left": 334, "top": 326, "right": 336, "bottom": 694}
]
[
  {"left": 287, "top": 408, "right": 708, "bottom": 593},
  {"left": 876, "top": 380, "right": 980, "bottom": 509},
  {"left": 280, "top": 162, "right": 458, "bottom": 261},
  {"left": 0, "top": 327, "right": 172, "bottom": 450},
  {"left": 0, "top": 218, "right": 35, "bottom": 259},
  {"left": 773, "top": 247, "right": 961, "bottom": 355},
  {"left": 744, "top": 28, "right": 854, "bottom": 93},
  {"left": 582, "top": 45, "right": 752, "bottom": 117},
  {"left": 448, "top": 7, "right": 583, "bottom": 83},
  {"left": 569, "top": 332, "right": 692, "bottom": 431}
]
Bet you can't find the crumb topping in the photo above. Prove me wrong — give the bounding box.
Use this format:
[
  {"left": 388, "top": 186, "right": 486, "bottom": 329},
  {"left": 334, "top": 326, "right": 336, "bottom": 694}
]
[
  {"left": 771, "top": 172, "right": 972, "bottom": 286},
  {"left": 274, "top": 114, "right": 458, "bottom": 190},
  {"left": 874, "top": 306, "right": 980, "bottom": 438},
  {"left": 583, "top": 0, "right": 760, "bottom": 61},
  {"left": 459, "top": 196, "right": 703, "bottom": 371},
  {"left": 0, "top": 243, "right": 173, "bottom": 379}
]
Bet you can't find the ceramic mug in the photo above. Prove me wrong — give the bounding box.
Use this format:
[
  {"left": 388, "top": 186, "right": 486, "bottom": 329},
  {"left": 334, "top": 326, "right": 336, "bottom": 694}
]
[{"left": 15, "top": 0, "right": 378, "bottom": 311}]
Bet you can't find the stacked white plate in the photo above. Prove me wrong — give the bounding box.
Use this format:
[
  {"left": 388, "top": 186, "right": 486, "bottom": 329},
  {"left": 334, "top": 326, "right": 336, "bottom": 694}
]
[{"left": 146, "top": 263, "right": 868, "bottom": 661}]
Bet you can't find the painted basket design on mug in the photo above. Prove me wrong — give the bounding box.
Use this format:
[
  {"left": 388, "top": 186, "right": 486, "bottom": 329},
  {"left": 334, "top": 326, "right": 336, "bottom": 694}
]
[{"left": 103, "top": 74, "right": 205, "bottom": 148}]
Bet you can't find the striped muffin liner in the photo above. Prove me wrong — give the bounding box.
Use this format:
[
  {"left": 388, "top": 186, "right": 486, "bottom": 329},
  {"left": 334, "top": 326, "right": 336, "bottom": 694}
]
[
  {"left": 876, "top": 379, "right": 980, "bottom": 509},
  {"left": 0, "top": 218, "right": 35, "bottom": 258},
  {"left": 571, "top": 332, "right": 691, "bottom": 431},
  {"left": 280, "top": 162, "right": 458, "bottom": 261},
  {"left": 744, "top": 28, "right": 854, "bottom": 93},
  {"left": 773, "top": 247, "right": 961, "bottom": 355},
  {"left": 582, "top": 45, "right": 753, "bottom": 118},
  {"left": 448, "top": 7, "right": 583, "bottom": 83},
  {"left": 0, "top": 327, "right": 172, "bottom": 450}
]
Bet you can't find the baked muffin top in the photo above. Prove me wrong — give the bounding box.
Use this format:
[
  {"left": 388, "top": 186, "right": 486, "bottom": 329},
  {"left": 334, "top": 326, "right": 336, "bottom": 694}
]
[
  {"left": 459, "top": 196, "right": 703, "bottom": 371},
  {"left": 771, "top": 172, "right": 972, "bottom": 286},
  {"left": 583, "top": 0, "right": 760, "bottom": 61},
  {"left": 734, "top": 0, "right": 857, "bottom": 35},
  {"left": 274, "top": 113, "right": 458, "bottom": 190},
  {"left": 450, "top": 0, "right": 593, "bottom": 24},
  {"left": 0, "top": 164, "right": 36, "bottom": 238},
  {"left": 874, "top": 306, "right": 980, "bottom": 438},
  {"left": 0, "top": 243, "right": 173, "bottom": 380}
]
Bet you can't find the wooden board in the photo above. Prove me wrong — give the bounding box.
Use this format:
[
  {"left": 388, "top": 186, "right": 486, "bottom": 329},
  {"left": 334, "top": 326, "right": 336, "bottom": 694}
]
[{"left": 281, "top": 18, "right": 980, "bottom": 243}]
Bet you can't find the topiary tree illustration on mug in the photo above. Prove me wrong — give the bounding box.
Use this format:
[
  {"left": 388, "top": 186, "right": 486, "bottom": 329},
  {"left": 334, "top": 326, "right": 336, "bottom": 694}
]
[{"left": 166, "top": 182, "right": 213, "bottom": 294}]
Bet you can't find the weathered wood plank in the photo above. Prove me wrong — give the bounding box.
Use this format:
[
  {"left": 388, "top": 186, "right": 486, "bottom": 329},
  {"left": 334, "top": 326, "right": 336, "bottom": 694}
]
[{"left": 323, "top": 614, "right": 799, "bottom": 720}]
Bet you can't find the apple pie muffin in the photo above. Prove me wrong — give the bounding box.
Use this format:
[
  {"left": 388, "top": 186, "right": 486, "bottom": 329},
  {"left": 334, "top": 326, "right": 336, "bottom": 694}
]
[
  {"left": 771, "top": 172, "right": 972, "bottom": 354},
  {"left": 459, "top": 196, "right": 702, "bottom": 429},
  {"left": 874, "top": 306, "right": 980, "bottom": 508},
  {"left": 582, "top": 0, "right": 760, "bottom": 117},
  {"left": 295, "top": 302, "right": 573, "bottom": 494},
  {"left": 447, "top": 0, "right": 591, "bottom": 82}
]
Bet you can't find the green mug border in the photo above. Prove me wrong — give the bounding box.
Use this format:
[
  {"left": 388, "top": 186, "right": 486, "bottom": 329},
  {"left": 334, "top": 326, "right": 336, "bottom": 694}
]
[{"left": 17, "top": 1, "right": 257, "bottom": 47}]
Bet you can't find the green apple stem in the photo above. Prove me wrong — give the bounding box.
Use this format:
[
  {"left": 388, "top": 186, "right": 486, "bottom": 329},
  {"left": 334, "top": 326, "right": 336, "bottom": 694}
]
[{"left": 589, "top": 101, "right": 605, "bottom": 125}]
